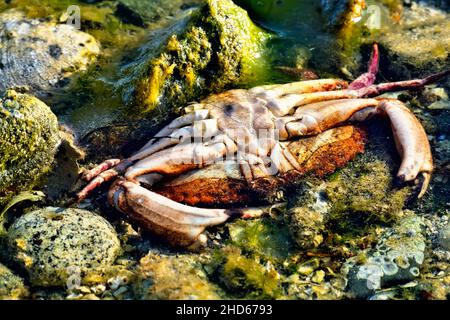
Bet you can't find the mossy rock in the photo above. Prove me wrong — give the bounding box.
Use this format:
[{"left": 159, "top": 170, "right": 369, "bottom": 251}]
[
  {"left": 133, "top": 253, "right": 221, "bottom": 300},
  {"left": 119, "top": 0, "right": 272, "bottom": 119},
  {"left": 0, "top": 263, "right": 29, "bottom": 300},
  {"left": 377, "top": 2, "right": 450, "bottom": 78},
  {"left": 0, "top": 90, "right": 60, "bottom": 207},
  {"left": 210, "top": 246, "right": 282, "bottom": 299},
  {"left": 7, "top": 207, "right": 122, "bottom": 287}
]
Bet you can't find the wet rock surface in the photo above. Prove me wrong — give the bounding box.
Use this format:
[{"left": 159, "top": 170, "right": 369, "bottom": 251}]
[
  {"left": 343, "top": 214, "right": 426, "bottom": 298},
  {"left": 7, "top": 207, "right": 121, "bottom": 287},
  {"left": 119, "top": 0, "right": 272, "bottom": 119},
  {"left": 378, "top": 1, "right": 450, "bottom": 78},
  {"left": 0, "top": 10, "right": 100, "bottom": 98},
  {"left": 0, "top": 90, "right": 60, "bottom": 207}
]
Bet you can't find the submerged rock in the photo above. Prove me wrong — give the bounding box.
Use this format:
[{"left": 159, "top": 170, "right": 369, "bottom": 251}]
[
  {"left": 0, "top": 90, "right": 60, "bottom": 207},
  {"left": 343, "top": 214, "right": 426, "bottom": 299},
  {"left": 0, "top": 10, "right": 100, "bottom": 97},
  {"left": 7, "top": 207, "right": 121, "bottom": 287},
  {"left": 119, "top": 0, "right": 272, "bottom": 119},
  {"left": 0, "top": 263, "right": 29, "bottom": 300},
  {"left": 438, "top": 224, "right": 450, "bottom": 251},
  {"left": 210, "top": 246, "right": 282, "bottom": 299},
  {"left": 286, "top": 158, "right": 409, "bottom": 249},
  {"left": 378, "top": 2, "right": 450, "bottom": 77},
  {"left": 115, "top": 0, "right": 202, "bottom": 27},
  {"left": 134, "top": 253, "right": 221, "bottom": 300}
]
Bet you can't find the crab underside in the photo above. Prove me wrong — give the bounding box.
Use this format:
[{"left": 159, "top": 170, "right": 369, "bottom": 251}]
[{"left": 77, "top": 45, "right": 449, "bottom": 249}]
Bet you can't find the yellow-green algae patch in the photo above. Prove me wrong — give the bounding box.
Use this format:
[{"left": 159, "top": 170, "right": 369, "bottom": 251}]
[
  {"left": 210, "top": 246, "right": 282, "bottom": 299},
  {"left": 120, "top": 0, "right": 272, "bottom": 118},
  {"left": 0, "top": 90, "right": 60, "bottom": 207},
  {"left": 134, "top": 253, "right": 221, "bottom": 300}
]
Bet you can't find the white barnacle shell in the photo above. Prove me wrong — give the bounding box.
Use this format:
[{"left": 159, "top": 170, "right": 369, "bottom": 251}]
[
  {"left": 381, "top": 262, "right": 399, "bottom": 276},
  {"left": 409, "top": 267, "right": 420, "bottom": 277}
]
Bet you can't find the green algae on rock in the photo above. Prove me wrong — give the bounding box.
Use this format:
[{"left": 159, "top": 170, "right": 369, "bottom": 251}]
[
  {"left": 7, "top": 207, "right": 121, "bottom": 287},
  {"left": 378, "top": 2, "right": 450, "bottom": 78},
  {"left": 0, "top": 90, "right": 60, "bottom": 207},
  {"left": 210, "top": 246, "right": 282, "bottom": 299},
  {"left": 133, "top": 253, "right": 221, "bottom": 300},
  {"left": 0, "top": 263, "right": 29, "bottom": 300},
  {"left": 119, "top": 0, "right": 272, "bottom": 118},
  {"left": 343, "top": 213, "right": 426, "bottom": 299},
  {"left": 286, "top": 158, "right": 409, "bottom": 249},
  {"left": 0, "top": 9, "right": 100, "bottom": 98}
]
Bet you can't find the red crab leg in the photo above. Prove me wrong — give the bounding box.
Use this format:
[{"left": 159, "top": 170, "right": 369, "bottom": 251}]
[
  {"left": 76, "top": 159, "right": 134, "bottom": 201},
  {"left": 349, "top": 43, "right": 380, "bottom": 89}
]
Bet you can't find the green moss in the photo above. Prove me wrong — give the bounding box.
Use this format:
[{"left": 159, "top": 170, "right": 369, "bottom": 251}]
[
  {"left": 326, "top": 160, "right": 409, "bottom": 228},
  {"left": 120, "top": 0, "right": 272, "bottom": 118},
  {"left": 212, "top": 246, "right": 281, "bottom": 299},
  {"left": 0, "top": 90, "right": 60, "bottom": 207},
  {"left": 228, "top": 218, "right": 296, "bottom": 262}
]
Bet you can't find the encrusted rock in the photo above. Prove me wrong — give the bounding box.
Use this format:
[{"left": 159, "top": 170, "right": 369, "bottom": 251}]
[
  {"left": 119, "top": 0, "right": 272, "bottom": 118},
  {"left": 7, "top": 207, "right": 121, "bottom": 287},
  {"left": 343, "top": 214, "right": 426, "bottom": 299},
  {"left": 0, "top": 90, "right": 60, "bottom": 207},
  {"left": 378, "top": 2, "right": 450, "bottom": 77},
  {"left": 286, "top": 158, "right": 409, "bottom": 249},
  {"left": 0, "top": 10, "right": 100, "bottom": 97},
  {"left": 134, "top": 253, "right": 221, "bottom": 300},
  {"left": 438, "top": 224, "right": 450, "bottom": 251}
]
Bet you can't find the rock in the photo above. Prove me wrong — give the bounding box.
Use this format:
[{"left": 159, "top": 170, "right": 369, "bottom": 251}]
[
  {"left": 0, "top": 90, "right": 60, "bottom": 207},
  {"left": 133, "top": 253, "right": 221, "bottom": 300},
  {"left": 343, "top": 214, "right": 426, "bottom": 299},
  {"left": 119, "top": 0, "right": 272, "bottom": 119},
  {"left": 7, "top": 207, "right": 121, "bottom": 287},
  {"left": 0, "top": 263, "right": 29, "bottom": 300},
  {"left": 115, "top": 0, "right": 202, "bottom": 27},
  {"left": 210, "top": 246, "right": 282, "bottom": 299},
  {"left": 0, "top": 10, "right": 100, "bottom": 98},
  {"left": 378, "top": 2, "right": 450, "bottom": 78},
  {"left": 286, "top": 157, "right": 410, "bottom": 249},
  {"left": 438, "top": 224, "right": 450, "bottom": 251}
]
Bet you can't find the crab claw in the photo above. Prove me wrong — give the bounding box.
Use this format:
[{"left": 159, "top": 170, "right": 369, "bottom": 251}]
[{"left": 109, "top": 179, "right": 235, "bottom": 248}]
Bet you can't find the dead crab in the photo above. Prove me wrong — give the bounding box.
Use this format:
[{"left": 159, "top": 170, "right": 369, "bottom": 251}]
[{"left": 77, "top": 45, "right": 449, "bottom": 248}]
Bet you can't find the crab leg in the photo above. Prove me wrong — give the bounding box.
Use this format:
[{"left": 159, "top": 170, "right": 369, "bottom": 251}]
[
  {"left": 109, "top": 179, "right": 267, "bottom": 248},
  {"left": 263, "top": 69, "right": 450, "bottom": 117},
  {"left": 125, "top": 134, "right": 237, "bottom": 181},
  {"left": 279, "top": 98, "right": 432, "bottom": 197},
  {"left": 109, "top": 179, "right": 233, "bottom": 248},
  {"left": 349, "top": 43, "right": 379, "bottom": 90},
  {"left": 249, "top": 79, "right": 349, "bottom": 100},
  {"left": 130, "top": 110, "right": 212, "bottom": 160}
]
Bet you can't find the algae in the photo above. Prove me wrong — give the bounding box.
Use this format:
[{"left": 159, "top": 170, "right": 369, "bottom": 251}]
[
  {"left": 119, "top": 0, "right": 272, "bottom": 119},
  {"left": 0, "top": 90, "right": 60, "bottom": 207}
]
